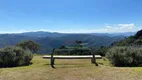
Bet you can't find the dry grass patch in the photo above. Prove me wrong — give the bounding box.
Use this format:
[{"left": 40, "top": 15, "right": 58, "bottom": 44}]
[{"left": 0, "top": 55, "right": 142, "bottom": 80}]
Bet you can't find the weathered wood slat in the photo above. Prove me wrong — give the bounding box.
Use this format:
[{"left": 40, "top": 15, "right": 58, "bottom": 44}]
[{"left": 43, "top": 55, "right": 102, "bottom": 59}]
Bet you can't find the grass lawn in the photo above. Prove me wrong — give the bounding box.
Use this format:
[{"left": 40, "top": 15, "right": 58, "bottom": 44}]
[{"left": 1, "top": 55, "right": 142, "bottom": 80}]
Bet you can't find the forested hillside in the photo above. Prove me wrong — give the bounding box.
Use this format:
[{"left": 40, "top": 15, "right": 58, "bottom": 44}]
[
  {"left": 0, "top": 34, "right": 37, "bottom": 48},
  {"left": 0, "top": 32, "right": 126, "bottom": 53},
  {"left": 112, "top": 30, "right": 142, "bottom": 46},
  {"left": 37, "top": 34, "right": 124, "bottom": 53}
]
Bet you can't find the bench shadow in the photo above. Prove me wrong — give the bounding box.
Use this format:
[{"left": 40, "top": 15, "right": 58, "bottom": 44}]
[
  {"left": 44, "top": 63, "right": 50, "bottom": 65},
  {"left": 98, "top": 62, "right": 104, "bottom": 65},
  {"left": 43, "top": 63, "right": 99, "bottom": 69}
]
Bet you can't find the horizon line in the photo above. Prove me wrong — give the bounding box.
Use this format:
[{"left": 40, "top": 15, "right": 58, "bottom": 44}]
[{"left": 0, "top": 30, "right": 137, "bottom": 34}]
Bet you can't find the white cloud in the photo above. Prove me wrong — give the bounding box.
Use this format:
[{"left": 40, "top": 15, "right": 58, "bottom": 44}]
[
  {"left": 58, "top": 23, "right": 141, "bottom": 33},
  {"left": 91, "top": 23, "right": 141, "bottom": 33}
]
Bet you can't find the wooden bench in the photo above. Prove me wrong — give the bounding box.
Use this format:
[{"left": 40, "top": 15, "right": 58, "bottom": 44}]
[
  {"left": 43, "top": 55, "right": 102, "bottom": 68},
  {"left": 43, "top": 48, "right": 102, "bottom": 68}
]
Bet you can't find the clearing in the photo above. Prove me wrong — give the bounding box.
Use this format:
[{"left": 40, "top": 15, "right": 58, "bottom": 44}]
[{"left": 0, "top": 55, "right": 142, "bottom": 80}]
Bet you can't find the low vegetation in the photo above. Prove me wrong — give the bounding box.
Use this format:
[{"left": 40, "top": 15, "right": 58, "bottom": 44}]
[
  {"left": 106, "top": 29, "right": 142, "bottom": 67},
  {"left": 0, "top": 40, "right": 40, "bottom": 68},
  {"left": 95, "top": 46, "right": 109, "bottom": 56},
  {"left": 0, "top": 46, "right": 33, "bottom": 67},
  {"left": 106, "top": 46, "right": 142, "bottom": 67},
  {"left": 16, "top": 40, "right": 40, "bottom": 53}
]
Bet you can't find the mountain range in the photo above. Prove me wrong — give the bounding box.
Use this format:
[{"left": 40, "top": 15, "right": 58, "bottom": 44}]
[{"left": 0, "top": 31, "right": 136, "bottom": 53}]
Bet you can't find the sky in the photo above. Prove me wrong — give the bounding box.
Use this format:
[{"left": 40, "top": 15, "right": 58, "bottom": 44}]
[{"left": 0, "top": 0, "right": 142, "bottom": 33}]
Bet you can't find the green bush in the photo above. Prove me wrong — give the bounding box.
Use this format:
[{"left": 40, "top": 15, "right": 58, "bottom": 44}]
[
  {"left": 95, "top": 46, "right": 109, "bottom": 56},
  {"left": 0, "top": 46, "right": 33, "bottom": 67},
  {"left": 16, "top": 40, "right": 40, "bottom": 53},
  {"left": 106, "top": 46, "right": 142, "bottom": 67}
]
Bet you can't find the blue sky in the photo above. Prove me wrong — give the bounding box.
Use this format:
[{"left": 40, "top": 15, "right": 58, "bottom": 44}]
[{"left": 0, "top": 0, "right": 142, "bottom": 33}]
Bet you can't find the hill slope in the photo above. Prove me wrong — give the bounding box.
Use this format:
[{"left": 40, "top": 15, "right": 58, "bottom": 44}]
[
  {"left": 0, "top": 34, "right": 37, "bottom": 48},
  {"left": 37, "top": 34, "right": 124, "bottom": 53},
  {"left": 112, "top": 29, "right": 142, "bottom": 46},
  {"left": 0, "top": 32, "right": 125, "bottom": 53}
]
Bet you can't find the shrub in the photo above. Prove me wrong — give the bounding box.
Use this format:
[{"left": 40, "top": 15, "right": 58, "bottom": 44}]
[
  {"left": 0, "top": 46, "right": 33, "bottom": 67},
  {"left": 95, "top": 46, "right": 109, "bottom": 56},
  {"left": 16, "top": 40, "right": 40, "bottom": 53},
  {"left": 106, "top": 46, "right": 142, "bottom": 67}
]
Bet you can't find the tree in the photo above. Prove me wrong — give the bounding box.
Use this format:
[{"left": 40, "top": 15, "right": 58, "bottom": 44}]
[
  {"left": 59, "top": 45, "right": 66, "bottom": 49},
  {"left": 75, "top": 40, "right": 83, "bottom": 47},
  {"left": 16, "top": 40, "right": 40, "bottom": 53}
]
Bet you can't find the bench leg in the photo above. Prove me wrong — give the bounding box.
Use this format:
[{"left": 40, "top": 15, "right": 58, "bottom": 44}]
[
  {"left": 91, "top": 58, "right": 96, "bottom": 63},
  {"left": 91, "top": 58, "right": 98, "bottom": 66},
  {"left": 51, "top": 48, "right": 55, "bottom": 68},
  {"left": 52, "top": 59, "right": 55, "bottom": 65},
  {"left": 51, "top": 58, "right": 55, "bottom": 68}
]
